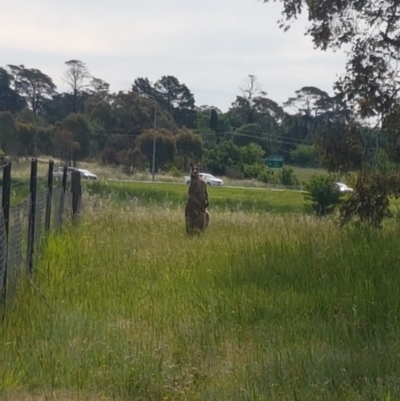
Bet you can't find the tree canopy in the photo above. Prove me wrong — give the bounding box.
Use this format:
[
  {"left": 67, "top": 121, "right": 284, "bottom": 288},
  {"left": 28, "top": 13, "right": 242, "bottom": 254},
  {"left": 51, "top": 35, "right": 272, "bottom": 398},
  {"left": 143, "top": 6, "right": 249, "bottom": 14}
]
[{"left": 259, "top": 0, "right": 400, "bottom": 120}]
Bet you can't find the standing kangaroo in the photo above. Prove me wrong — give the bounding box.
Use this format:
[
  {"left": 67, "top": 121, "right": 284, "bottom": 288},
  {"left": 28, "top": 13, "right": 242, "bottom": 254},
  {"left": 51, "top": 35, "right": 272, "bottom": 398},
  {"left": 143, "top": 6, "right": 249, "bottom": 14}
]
[{"left": 184, "top": 163, "right": 210, "bottom": 235}]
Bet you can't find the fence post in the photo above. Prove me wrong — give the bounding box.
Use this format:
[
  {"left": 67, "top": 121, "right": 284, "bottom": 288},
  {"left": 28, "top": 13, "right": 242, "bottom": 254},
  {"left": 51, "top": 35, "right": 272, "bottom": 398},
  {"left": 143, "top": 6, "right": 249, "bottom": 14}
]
[
  {"left": 27, "top": 158, "right": 37, "bottom": 273},
  {"left": 59, "top": 165, "right": 68, "bottom": 226},
  {"left": 1, "top": 162, "right": 11, "bottom": 308},
  {"left": 71, "top": 170, "right": 82, "bottom": 219},
  {"left": 45, "top": 160, "right": 54, "bottom": 232}
]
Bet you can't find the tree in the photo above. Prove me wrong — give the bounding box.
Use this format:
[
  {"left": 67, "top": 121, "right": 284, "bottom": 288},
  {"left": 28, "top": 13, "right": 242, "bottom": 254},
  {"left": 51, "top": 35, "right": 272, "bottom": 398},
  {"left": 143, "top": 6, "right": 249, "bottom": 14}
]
[
  {"left": 52, "top": 129, "right": 76, "bottom": 163},
  {"left": 290, "top": 144, "right": 319, "bottom": 168},
  {"left": 104, "top": 134, "right": 135, "bottom": 153},
  {"left": 209, "top": 109, "right": 219, "bottom": 132},
  {"left": 382, "top": 104, "right": 400, "bottom": 165},
  {"left": 203, "top": 141, "right": 243, "bottom": 175},
  {"left": 241, "top": 143, "right": 265, "bottom": 165},
  {"left": 61, "top": 113, "right": 92, "bottom": 162},
  {"left": 284, "top": 87, "right": 330, "bottom": 118},
  {"left": 117, "top": 148, "right": 148, "bottom": 173},
  {"left": 111, "top": 91, "right": 177, "bottom": 136},
  {"left": 233, "top": 123, "right": 266, "bottom": 149},
  {"left": 41, "top": 93, "right": 72, "bottom": 124},
  {"left": 240, "top": 75, "right": 266, "bottom": 112},
  {"left": 63, "top": 60, "right": 91, "bottom": 113},
  {"left": 258, "top": 0, "right": 400, "bottom": 119},
  {"left": 228, "top": 75, "right": 267, "bottom": 126},
  {"left": 316, "top": 121, "right": 366, "bottom": 174},
  {"left": 235, "top": 143, "right": 266, "bottom": 179},
  {"left": 279, "top": 167, "right": 299, "bottom": 186},
  {"left": 16, "top": 123, "right": 35, "bottom": 158},
  {"left": 89, "top": 77, "right": 110, "bottom": 100},
  {"left": 85, "top": 96, "right": 113, "bottom": 135},
  {"left": 136, "top": 129, "right": 176, "bottom": 172},
  {"left": 154, "top": 76, "right": 196, "bottom": 128},
  {"left": 102, "top": 147, "right": 119, "bottom": 165},
  {"left": 304, "top": 174, "right": 343, "bottom": 217},
  {"left": 175, "top": 129, "right": 204, "bottom": 170},
  {"left": 340, "top": 168, "right": 393, "bottom": 228},
  {"left": 132, "top": 77, "right": 154, "bottom": 96},
  {"left": 0, "top": 112, "right": 18, "bottom": 155},
  {"left": 0, "top": 67, "right": 25, "bottom": 113},
  {"left": 6, "top": 65, "right": 56, "bottom": 116}
]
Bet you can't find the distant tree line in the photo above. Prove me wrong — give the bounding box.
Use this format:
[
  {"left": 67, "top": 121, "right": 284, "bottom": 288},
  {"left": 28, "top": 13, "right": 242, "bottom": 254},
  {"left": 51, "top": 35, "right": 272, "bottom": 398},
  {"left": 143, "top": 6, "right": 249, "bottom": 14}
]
[{"left": 0, "top": 62, "right": 394, "bottom": 183}]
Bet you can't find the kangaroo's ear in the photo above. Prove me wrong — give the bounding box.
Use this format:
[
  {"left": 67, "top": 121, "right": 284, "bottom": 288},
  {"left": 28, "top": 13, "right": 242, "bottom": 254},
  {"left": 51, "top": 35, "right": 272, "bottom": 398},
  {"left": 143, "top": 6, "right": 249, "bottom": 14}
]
[
  {"left": 189, "top": 162, "right": 193, "bottom": 169},
  {"left": 197, "top": 163, "right": 201, "bottom": 169}
]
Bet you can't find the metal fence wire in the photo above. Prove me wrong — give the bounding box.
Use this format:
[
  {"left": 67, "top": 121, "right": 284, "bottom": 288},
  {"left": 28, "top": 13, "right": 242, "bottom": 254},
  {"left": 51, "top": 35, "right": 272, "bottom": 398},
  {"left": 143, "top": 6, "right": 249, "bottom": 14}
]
[
  {"left": 0, "top": 160, "right": 82, "bottom": 310},
  {"left": 0, "top": 209, "right": 8, "bottom": 302}
]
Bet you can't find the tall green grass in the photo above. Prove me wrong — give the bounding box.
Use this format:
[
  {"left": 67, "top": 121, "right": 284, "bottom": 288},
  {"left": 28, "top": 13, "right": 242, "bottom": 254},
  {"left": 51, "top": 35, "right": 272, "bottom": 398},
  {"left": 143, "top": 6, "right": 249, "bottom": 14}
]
[
  {"left": 0, "top": 177, "right": 51, "bottom": 205},
  {"left": 86, "top": 180, "right": 400, "bottom": 217},
  {"left": 1, "top": 204, "right": 400, "bottom": 400},
  {"left": 86, "top": 180, "right": 306, "bottom": 214}
]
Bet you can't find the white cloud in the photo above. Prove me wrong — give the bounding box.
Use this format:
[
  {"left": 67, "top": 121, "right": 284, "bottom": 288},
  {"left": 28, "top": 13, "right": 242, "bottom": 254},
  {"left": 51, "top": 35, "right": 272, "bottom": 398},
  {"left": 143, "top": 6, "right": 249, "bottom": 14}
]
[{"left": 0, "top": 0, "right": 348, "bottom": 111}]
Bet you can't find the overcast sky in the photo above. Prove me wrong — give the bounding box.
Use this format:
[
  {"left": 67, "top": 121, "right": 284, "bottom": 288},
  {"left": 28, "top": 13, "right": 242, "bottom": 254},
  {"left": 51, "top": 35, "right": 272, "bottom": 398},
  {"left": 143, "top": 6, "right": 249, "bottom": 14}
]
[{"left": 1, "top": 0, "right": 348, "bottom": 112}]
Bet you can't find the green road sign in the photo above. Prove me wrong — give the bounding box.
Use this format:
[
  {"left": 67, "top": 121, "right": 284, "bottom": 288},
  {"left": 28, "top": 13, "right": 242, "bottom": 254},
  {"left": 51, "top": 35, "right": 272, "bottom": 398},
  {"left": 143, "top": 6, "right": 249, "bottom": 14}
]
[{"left": 266, "top": 155, "right": 284, "bottom": 169}]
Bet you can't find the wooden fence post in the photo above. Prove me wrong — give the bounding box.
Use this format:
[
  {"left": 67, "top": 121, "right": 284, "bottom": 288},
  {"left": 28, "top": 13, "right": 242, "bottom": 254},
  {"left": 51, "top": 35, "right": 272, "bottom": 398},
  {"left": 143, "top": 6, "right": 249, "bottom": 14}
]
[
  {"left": 45, "top": 160, "right": 54, "bottom": 232},
  {"left": 71, "top": 170, "right": 82, "bottom": 219},
  {"left": 59, "top": 165, "right": 68, "bottom": 225},
  {"left": 1, "top": 162, "right": 11, "bottom": 308},
  {"left": 27, "top": 158, "right": 37, "bottom": 273}
]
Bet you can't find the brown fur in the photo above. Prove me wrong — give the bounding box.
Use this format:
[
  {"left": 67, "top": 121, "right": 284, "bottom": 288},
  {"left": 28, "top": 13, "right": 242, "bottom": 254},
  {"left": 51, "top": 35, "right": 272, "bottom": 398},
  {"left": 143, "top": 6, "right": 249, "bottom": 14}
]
[{"left": 185, "top": 163, "right": 210, "bottom": 235}]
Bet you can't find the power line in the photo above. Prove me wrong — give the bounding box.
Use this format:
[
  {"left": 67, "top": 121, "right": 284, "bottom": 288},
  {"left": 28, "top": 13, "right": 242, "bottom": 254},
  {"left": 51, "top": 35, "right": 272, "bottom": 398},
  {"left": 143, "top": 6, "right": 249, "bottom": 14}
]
[{"left": 92, "top": 130, "right": 315, "bottom": 145}]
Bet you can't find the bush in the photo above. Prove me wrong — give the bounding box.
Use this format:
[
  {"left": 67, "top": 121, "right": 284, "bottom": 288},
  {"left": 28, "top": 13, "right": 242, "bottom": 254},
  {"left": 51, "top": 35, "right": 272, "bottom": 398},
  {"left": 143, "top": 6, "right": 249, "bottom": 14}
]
[
  {"left": 102, "top": 147, "right": 119, "bottom": 165},
  {"left": 340, "top": 168, "right": 392, "bottom": 228},
  {"left": 257, "top": 168, "right": 280, "bottom": 184},
  {"left": 279, "top": 167, "right": 299, "bottom": 186},
  {"left": 290, "top": 144, "right": 318, "bottom": 167},
  {"left": 242, "top": 163, "right": 264, "bottom": 179},
  {"left": 376, "top": 149, "right": 397, "bottom": 175},
  {"left": 167, "top": 165, "right": 182, "bottom": 178},
  {"left": 304, "top": 174, "right": 342, "bottom": 216},
  {"left": 203, "top": 140, "right": 243, "bottom": 175},
  {"left": 117, "top": 148, "right": 148, "bottom": 174},
  {"left": 241, "top": 143, "right": 265, "bottom": 165},
  {"left": 225, "top": 166, "right": 245, "bottom": 180}
]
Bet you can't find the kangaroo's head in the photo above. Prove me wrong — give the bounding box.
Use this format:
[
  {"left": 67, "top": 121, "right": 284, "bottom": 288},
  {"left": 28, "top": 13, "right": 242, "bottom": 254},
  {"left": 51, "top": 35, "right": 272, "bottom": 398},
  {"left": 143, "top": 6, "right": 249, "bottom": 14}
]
[{"left": 189, "top": 163, "right": 201, "bottom": 180}]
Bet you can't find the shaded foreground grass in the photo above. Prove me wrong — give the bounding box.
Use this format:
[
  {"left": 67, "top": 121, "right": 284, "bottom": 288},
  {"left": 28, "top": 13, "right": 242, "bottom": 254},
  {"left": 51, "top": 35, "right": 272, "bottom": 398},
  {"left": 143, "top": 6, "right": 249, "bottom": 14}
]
[{"left": 1, "top": 205, "right": 400, "bottom": 400}]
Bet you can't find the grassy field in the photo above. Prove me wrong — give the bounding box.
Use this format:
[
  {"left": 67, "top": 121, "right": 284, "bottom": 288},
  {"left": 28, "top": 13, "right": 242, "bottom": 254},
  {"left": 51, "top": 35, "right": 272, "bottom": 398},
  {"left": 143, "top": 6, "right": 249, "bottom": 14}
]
[
  {"left": 86, "top": 180, "right": 306, "bottom": 214},
  {"left": 1, "top": 197, "right": 400, "bottom": 400},
  {"left": 3, "top": 167, "right": 400, "bottom": 216},
  {"left": 7, "top": 157, "right": 328, "bottom": 188},
  {"left": 86, "top": 180, "right": 400, "bottom": 216}
]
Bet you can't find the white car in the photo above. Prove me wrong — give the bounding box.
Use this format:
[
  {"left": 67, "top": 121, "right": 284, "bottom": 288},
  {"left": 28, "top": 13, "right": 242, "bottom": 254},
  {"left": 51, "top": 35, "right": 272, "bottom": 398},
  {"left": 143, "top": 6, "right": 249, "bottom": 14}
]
[
  {"left": 184, "top": 172, "right": 223, "bottom": 186},
  {"left": 52, "top": 166, "right": 74, "bottom": 179},
  {"left": 333, "top": 182, "right": 353, "bottom": 193},
  {"left": 53, "top": 167, "right": 98, "bottom": 180},
  {"left": 77, "top": 169, "right": 98, "bottom": 180}
]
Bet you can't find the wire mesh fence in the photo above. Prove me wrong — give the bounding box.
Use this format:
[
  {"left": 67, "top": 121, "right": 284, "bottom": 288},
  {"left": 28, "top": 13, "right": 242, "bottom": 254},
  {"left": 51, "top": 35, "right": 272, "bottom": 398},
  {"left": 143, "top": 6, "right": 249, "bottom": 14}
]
[{"left": 0, "top": 159, "right": 82, "bottom": 314}]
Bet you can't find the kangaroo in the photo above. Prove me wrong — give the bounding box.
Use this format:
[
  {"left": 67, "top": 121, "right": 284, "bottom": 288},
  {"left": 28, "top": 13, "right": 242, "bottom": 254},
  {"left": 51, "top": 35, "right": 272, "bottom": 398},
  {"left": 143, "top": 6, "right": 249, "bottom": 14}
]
[{"left": 184, "top": 163, "right": 210, "bottom": 235}]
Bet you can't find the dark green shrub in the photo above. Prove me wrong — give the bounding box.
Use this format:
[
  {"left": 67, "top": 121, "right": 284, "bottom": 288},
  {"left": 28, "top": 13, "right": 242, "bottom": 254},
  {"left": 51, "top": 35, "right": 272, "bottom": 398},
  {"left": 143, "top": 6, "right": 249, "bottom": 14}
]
[
  {"left": 279, "top": 167, "right": 300, "bottom": 186},
  {"left": 304, "top": 174, "right": 342, "bottom": 216},
  {"left": 257, "top": 168, "right": 280, "bottom": 184},
  {"left": 242, "top": 163, "right": 264, "bottom": 179},
  {"left": 340, "top": 168, "right": 392, "bottom": 228}
]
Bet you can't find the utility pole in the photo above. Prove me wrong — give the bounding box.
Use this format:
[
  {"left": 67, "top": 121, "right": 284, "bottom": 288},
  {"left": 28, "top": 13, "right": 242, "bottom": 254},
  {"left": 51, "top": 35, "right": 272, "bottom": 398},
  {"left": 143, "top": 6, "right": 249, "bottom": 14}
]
[
  {"left": 152, "top": 100, "right": 157, "bottom": 182},
  {"left": 140, "top": 94, "right": 158, "bottom": 182}
]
